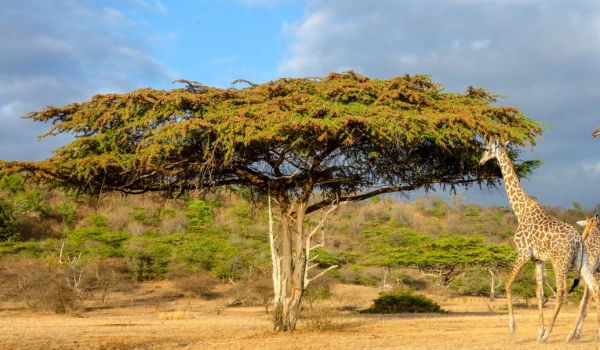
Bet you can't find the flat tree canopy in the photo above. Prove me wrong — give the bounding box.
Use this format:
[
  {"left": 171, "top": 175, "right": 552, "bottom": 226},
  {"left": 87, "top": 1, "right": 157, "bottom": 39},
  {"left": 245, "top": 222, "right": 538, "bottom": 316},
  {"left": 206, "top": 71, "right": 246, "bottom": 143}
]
[{"left": 0, "top": 71, "right": 544, "bottom": 207}]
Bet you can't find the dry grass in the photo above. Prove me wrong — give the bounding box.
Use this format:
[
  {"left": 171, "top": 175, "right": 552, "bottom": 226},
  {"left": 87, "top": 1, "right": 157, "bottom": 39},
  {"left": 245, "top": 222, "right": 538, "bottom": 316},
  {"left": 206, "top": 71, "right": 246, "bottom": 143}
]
[
  {"left": 158, "top": 309, "right": 193, "bottom": 320},
  {"left": 0, "top": 282, "right": 599, "bottom": 349}
]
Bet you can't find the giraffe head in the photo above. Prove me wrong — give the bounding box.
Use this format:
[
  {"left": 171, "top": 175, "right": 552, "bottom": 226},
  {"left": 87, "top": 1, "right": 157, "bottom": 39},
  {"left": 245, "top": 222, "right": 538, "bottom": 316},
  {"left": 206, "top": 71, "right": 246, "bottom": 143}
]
[
  {"left": 576, "top": 212, "right": 600, "bottom": 240},
  {"left": 479, "top": 137, "right": 508, "bottom": 165},
  {"left": 592, "top": 127, "right": 600, "bottom": 138}
]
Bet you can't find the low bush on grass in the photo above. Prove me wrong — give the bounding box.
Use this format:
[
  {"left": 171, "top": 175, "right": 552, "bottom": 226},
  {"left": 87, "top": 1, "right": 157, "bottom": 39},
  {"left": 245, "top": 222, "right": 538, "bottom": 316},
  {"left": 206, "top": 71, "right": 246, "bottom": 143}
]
[{"left": 361, "top": 289, "right": 445, "bottom": 314}]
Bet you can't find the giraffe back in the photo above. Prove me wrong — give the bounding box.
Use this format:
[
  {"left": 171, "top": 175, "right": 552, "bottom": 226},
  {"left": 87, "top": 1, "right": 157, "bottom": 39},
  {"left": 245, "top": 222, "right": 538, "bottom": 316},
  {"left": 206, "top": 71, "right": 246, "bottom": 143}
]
[{"left": 515, "top": 201, "right": 583, "bottom": 264}]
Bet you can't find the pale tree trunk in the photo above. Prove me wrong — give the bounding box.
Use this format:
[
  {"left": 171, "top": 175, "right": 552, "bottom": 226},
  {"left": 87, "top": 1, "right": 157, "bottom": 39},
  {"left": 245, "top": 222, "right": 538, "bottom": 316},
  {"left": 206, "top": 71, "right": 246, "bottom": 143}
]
[
  {"left": 488, "top": 268, "right": 496, "bottom": 302},
  {"left": 268, "top": 194, "right": 339, "bottom": 331},
  {"left": 268, "top": 194, "right": 282, "bottom": 307},
  {"left": 273, "top": 201, "right": 305, "bottom": 331},
  {"left": 382, "top": 266, "right": 391, "bottom": 289}
]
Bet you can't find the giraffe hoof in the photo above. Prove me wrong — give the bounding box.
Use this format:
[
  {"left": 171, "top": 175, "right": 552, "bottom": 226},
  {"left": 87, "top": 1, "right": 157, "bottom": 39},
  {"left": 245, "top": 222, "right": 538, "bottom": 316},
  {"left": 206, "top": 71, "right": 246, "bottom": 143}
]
[
  {"left": 537, "top": 326, "right": 545, "bottom": 341},
  {"left": 538, "top": 329, "right": 552, "bottom": 343},
  {"left": 566, "top": 330, "right": 581, "bottom": 342},
  {"left": 508, "top": 319, "right": 516, "bottom": 334}
]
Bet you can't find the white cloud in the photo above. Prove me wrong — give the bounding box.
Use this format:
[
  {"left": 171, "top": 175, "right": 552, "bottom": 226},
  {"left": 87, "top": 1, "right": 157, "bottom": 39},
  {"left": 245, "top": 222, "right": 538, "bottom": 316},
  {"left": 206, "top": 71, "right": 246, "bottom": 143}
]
[
  {"left": 0, "top": 1, "right": 174, "bottom": 161},
  {"left": 277, "top": 0, "right": 600, "bottom": 207}
]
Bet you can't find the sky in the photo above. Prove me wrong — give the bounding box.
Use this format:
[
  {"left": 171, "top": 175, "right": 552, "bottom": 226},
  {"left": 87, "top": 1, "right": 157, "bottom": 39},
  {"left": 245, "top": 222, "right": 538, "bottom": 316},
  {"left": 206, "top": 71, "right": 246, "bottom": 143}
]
[{"left": 1, "top": 0, "right": 600, "bottom": 209}]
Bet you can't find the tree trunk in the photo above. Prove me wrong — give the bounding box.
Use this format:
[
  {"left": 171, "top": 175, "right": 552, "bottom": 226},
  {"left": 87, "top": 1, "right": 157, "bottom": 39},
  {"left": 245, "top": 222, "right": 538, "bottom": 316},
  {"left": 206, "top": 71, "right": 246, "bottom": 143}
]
[
  {"left": 489, "top": 269, "right": 495, "bottom": 302},
  {"left": 270, "top": 196, "right": 307, "bottom": 332},
  {"left": 268, "top": 194, "right": 339, "bottom": 331}
]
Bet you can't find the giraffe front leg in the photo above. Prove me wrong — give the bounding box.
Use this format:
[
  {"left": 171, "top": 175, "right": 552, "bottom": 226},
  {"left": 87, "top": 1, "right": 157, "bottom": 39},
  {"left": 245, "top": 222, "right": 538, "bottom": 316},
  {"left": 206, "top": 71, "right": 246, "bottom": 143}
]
[
  {"left": 505, "top": 255, "right": 530, "bottom": 334},
  {"left": 535, "top": 261, "right": 546, "bottom": 341}
]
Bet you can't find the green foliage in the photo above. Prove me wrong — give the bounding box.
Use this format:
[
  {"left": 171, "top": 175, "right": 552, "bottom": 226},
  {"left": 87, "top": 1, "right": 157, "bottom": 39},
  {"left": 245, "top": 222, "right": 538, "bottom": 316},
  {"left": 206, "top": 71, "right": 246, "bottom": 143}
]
[
  {"left": 0, "top": 173, "right": 25, "bottom": 194},
  {"left": 370, "top": 196, "right": 381, "bottom": 204},
  {"left": 66, "top": 227, "right": 129, "bottom": 259},
  {"left": 185, "top": 200, "right": 214, "bottom": 230},
  {"left": 0, "top": 241, "right": 44, "bottom": 257},
  {"left": 85, "top": 215, "right": 108, "bottom": 228},
  {"left": 229, "top": 202, "right": 253, "bottom": 229},
  {"left": 0, "top": 198, "right": 17, "bottom": 241},
  {"left": 126, "top": 235, "right": 173, "bottom": 280},
  {"left": 431, "top": 199, "right": 447, "bottom": 219},
  {"left": 361, "top": 289, "right": 444, "bottom": 314},
  {"left": 310, "top": 248, "right": 340, "bottom": 268},
  {"left": 363, "top": 226, "right": 514, "bottom": 287},
  {"left": 465, "top": 207, "right": 480, "bottom": 217},
  {"left": 2, "top": 72, "right": 545, "bottom": 209},
  {"left": 132, "top": 207, "right": 157, "bottom": 225},
  {"left": 57, "top": 202, "right": 77, "bottom": 227},
  {"left": 0, "top": 174, "right": 48, "bottom": 215}
]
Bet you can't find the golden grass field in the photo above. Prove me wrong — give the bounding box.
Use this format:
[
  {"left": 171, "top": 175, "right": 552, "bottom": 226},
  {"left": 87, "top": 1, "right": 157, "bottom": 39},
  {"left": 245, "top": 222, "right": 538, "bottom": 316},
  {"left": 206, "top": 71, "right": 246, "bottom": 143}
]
[{"left": 2, "top": 283, "right": 600, "bottom": 350}]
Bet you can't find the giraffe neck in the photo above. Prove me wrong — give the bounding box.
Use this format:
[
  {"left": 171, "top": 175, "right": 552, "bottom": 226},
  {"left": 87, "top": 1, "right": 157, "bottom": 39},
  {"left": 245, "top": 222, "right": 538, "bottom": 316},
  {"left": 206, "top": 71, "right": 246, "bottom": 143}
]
[{"left": 495, "top": 146, "right": 537, "bottom": 222}]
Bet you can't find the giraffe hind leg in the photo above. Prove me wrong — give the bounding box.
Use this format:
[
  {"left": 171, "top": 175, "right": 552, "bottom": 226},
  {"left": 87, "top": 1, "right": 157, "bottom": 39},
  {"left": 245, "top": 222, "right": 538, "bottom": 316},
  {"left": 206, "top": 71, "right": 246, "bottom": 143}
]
[
  {"left": 577, "top": 256, "right": 600, "bottom": 341},
  {"left": 567, "top": 285, "right": 589, "bottom": 342},
  {"left": 539, "top": 263, "right": 569, "bottom": 343},
  {"left": 535, "top": 261, "right": 546, "bottom": 341}
]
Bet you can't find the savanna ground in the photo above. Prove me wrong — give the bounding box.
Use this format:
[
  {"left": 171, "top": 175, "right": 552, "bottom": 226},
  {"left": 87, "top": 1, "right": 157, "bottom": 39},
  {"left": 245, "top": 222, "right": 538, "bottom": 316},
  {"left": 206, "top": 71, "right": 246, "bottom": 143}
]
[{"left": 1, "top": 282, "right": 598, "bottom": 350}]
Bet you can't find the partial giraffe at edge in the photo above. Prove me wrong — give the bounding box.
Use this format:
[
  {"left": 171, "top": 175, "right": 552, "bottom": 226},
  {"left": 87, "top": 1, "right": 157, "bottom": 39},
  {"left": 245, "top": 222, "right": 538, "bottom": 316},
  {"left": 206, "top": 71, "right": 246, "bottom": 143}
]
[
  {"left": 479, "top": 137, "right": 600, "bottom": 343},
  {"left": 592, "top": 127, "right": 600, "bottom": 138},
  {"left": 570, "top": 213, "right": 600, "bottom": 340}
]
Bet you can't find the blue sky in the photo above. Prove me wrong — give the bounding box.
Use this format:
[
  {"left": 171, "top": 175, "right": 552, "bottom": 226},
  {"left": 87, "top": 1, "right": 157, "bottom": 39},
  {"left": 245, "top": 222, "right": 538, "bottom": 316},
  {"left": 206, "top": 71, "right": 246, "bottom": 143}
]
[{"left": 2, "top": 0, "right": 600, "bottom": 209}]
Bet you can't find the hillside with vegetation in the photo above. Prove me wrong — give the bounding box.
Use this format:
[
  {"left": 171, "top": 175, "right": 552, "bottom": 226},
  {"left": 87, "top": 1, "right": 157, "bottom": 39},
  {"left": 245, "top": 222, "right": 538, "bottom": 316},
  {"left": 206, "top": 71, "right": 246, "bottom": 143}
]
[{"left": 0, "top": 172, "right": 594, "bottom": 314}]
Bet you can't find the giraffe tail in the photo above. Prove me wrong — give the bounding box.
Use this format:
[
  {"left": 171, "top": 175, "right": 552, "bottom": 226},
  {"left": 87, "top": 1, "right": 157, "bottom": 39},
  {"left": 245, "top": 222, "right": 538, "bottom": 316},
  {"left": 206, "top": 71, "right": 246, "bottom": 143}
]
[
  {"left": 569, "top": 241, "right": 586, "bottom": 293},
  {"left": 569, "top": 278, "right": 580, "bottom": 293}
]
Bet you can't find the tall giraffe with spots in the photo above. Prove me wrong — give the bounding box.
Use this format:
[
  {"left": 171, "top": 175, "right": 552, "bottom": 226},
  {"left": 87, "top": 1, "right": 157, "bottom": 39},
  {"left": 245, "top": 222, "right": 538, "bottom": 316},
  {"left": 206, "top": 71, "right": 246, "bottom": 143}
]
[
  {"left": 479, "top": 137, "right": 600, "bottom": 342},
  {"left": 569, "top": 214, "right": 600, "bottom": 340}
]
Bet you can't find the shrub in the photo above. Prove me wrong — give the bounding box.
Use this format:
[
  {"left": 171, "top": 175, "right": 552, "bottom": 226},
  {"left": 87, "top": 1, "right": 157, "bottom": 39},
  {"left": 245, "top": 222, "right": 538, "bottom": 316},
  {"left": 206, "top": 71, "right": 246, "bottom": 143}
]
[
  {"left": 0, "top": 199, "right": 17, "bottom": 241},
  {"left": 0, "top": 259, "right": 81, "bottom": 313},
  {"left": 249, "top": 275, "right": 274, "bottom": 314},
  {"left": 85, "top": 215, "right": 108, "bottom": 228},
  {"left": 168, "top": 268, "right": 218, "bottom": 299},
  {"left": 81, "top": 258, "right": 134, "bottom": 303},
  {"left": 57, "top": 202, "right": 77, "bottom": 227},
  {"left": 185, "top": 200, "right": 214, "bottom": 229},
  {"left": 305, "top": 274, "right": 335, "bottom": 301},
  {"left": 132, "top": 207, "right": 157, "bottom": 225},
  {"left": 361, "top": 289, "right": 444, "bottom": 314},
  {"left": 303, "top": 301, "right": 340, "bottom": 331}
]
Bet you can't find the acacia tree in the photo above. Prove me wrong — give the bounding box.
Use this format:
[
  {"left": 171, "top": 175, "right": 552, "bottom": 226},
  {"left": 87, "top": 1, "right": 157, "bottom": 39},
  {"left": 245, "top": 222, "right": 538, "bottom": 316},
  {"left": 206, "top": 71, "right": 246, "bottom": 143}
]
[{"left": 0, "top": 71, "right": 545, "bottom": 331}]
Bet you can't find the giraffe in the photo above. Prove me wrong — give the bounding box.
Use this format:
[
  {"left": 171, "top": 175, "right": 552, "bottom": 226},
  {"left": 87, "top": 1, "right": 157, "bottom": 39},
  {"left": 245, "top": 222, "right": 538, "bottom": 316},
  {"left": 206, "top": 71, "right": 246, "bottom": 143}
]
[
  {"left": 592, "top": 127, "right": 600, "bottom": 138},
  {"left": 568, "top": 213, "right": 600, "bottom": 340},
  {"left": 479, "top": 137, "right": 600, "bottom": 342}
]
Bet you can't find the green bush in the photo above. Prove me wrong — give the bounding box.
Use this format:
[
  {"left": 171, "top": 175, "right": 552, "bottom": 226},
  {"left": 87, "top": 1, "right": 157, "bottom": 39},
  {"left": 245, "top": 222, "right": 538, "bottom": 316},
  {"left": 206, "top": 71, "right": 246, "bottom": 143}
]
[
  {"left": 132, "top": 207, "right": 157, "bottom": 225},
  {"left": 85, "top": 215, "right": 108, "bottom": 228},
  {"left": 0, "top": 199, "right": 17, "bottom": 241},
  {"left": 185, "top": 200, "right": 214, "bottom": 230},
  {"left": 361, "top": 289, "right": 444, "bottom": 314},
  {"left": 229, "top": 202, "right": 253, "bottom": 229},
  {"left": 57, "top": 202, "right": 77, "bottom": 227}
]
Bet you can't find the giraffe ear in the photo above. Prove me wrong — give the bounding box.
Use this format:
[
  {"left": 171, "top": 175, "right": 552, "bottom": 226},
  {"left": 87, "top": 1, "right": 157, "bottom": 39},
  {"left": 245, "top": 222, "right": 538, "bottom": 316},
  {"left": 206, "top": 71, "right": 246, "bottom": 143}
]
[
  {"left": 577, "top": 220, "right": 587, "bottom": 227},
  {"left": 503, "top": 141, "right": 510, "bottom": 147}
]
